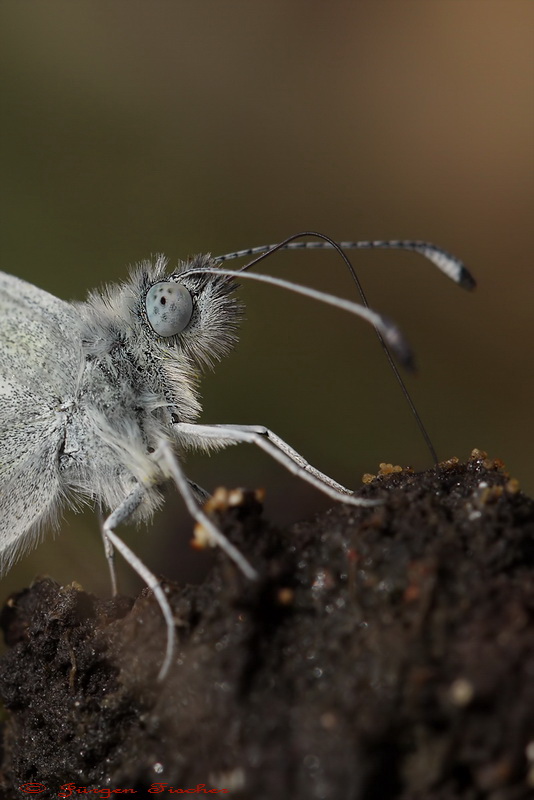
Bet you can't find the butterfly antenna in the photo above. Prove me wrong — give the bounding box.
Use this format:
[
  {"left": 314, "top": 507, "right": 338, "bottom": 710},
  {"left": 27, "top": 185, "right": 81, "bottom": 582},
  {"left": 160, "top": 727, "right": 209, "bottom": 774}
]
[{"left": 215, "top": 233, "right": 475, "bottom": 465}]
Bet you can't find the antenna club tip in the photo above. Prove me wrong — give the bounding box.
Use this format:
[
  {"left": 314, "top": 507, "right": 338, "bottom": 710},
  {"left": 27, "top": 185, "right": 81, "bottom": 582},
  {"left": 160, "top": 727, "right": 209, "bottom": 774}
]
[
  {"left": 459, "top": 268, "right": 477, "bottom": 290},
  {"left": 403, "top": 352, "right": 418, "bottom": 374},
  {"left": 395, "top": 342, "right": 417, "bottom": 373},
  {"left": 381, "top": 317, "right": 416, "bottom": 373}
]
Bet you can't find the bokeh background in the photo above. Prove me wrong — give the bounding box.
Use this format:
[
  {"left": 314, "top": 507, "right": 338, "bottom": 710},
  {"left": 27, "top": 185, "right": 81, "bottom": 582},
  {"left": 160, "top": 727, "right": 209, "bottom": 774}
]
[{"left": 1, "top": 1, "right": 532, "bottom": 599}]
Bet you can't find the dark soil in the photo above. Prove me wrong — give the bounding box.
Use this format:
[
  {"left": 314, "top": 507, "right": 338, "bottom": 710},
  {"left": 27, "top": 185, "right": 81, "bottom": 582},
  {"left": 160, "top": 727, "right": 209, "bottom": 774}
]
[{"left": 1, "top": 450, "right": 534, "bottom": 800}]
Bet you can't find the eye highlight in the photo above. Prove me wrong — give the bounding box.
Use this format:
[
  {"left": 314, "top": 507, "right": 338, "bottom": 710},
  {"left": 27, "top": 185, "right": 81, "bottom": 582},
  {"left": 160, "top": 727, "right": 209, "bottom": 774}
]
[{"left": 145, "top": 281, "right": 193, "bottom": 337}]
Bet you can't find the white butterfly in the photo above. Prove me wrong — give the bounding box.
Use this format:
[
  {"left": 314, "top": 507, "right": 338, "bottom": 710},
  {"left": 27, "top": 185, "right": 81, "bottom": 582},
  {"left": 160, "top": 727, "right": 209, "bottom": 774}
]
[{"left": 0, "top": 234, "right": 474, "bottom": 678}]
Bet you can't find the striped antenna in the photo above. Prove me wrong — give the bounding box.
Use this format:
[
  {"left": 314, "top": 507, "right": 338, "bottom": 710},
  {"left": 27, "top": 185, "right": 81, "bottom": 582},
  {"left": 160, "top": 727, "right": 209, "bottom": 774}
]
[
  {"left": 215, "top": 235, "right": 475, "bottom": 290},
  {"left": 213, "top": 232, "right": 476, "bottom": 464}
]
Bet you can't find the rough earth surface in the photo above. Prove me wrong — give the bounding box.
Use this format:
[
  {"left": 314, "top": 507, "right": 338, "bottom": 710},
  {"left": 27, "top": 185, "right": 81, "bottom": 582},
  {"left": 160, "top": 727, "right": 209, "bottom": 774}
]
[{"left": 0, "top": 450, "right": 533, "bottom": 800}]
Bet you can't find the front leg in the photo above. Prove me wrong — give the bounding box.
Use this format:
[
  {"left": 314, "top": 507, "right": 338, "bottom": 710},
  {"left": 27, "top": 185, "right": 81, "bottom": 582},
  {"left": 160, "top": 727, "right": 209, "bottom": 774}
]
[
  {"left": 102, "top": 485, "right": 176, "bottom": 681},
  {"left": 155, "top": 440, "right": 258, "bottom": 581},
  {"left": 172, "top": 422, "right": 380, "bottom": 508}
]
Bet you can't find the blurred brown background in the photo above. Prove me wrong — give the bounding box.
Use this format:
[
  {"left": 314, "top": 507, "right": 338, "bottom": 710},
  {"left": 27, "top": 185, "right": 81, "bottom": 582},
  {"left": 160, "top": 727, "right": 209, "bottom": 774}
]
[{"left": 0, "top": 1, "right": 532, "bottom": 598}]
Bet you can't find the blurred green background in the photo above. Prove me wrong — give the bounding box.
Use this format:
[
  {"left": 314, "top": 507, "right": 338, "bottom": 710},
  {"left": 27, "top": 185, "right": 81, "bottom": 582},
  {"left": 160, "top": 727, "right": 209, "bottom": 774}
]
[{"left": 0, "top": 1, "right": 532, "bottom": 599}]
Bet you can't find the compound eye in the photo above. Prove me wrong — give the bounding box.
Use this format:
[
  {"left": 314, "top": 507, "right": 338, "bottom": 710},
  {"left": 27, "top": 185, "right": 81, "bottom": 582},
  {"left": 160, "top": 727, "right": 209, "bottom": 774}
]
[{"left": 145, "top": 281, "right": 193, "bottom": 337}]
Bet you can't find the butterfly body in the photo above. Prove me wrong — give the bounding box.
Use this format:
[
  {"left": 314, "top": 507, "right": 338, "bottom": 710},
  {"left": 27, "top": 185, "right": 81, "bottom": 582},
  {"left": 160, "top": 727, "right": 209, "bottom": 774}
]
[
  {"left": 0, "top": 255, "right": 240, "bottom": 572},
  {"left": 0, "top": 235, "right": 473, "bottom": 678}
]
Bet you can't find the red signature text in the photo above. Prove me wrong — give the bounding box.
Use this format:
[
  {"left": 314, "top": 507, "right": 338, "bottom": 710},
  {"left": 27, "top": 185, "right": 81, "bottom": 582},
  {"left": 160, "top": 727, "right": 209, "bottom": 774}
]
[{"left": 53, "top": 784, "right": 228, "bottom": 797}]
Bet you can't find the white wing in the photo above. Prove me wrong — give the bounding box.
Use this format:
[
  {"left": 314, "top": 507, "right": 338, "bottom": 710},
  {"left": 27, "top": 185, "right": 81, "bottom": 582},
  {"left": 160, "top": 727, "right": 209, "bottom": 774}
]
[{"left": 0, "top": 272, "right": 82, "bottom": 570}]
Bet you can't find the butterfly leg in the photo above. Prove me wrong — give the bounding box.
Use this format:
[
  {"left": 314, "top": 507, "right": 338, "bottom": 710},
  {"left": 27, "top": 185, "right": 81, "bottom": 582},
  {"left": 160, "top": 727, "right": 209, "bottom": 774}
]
[
  {"left": 217, "top": 424, "right": 353, "bottom": 494},
  {"left": 172, "top": 422, "right": 380, "bottom": 508},
  {"left": 187, "top": 478, "right": 211, "bottom": 504},
  {"left": 155, "top": 440, "right": 258, "bottom": 581},
  {"left": 99, "top": 509, "right": 118, "bottom": 597},
  {"left": 102, "top": 485, "right": 175, "bottom": 681}
]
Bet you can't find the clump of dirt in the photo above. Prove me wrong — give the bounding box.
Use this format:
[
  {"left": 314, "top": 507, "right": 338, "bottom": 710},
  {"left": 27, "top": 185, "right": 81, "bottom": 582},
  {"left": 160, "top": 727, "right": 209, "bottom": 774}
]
[{"left": 0, "top": 450, "right": 533, "bottom": 799}]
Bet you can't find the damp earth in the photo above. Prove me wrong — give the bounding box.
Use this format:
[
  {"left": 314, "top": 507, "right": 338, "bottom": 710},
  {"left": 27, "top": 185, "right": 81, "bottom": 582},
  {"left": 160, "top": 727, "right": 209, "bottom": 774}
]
[{"left": 0, "top": 449, "right": 533, "bottom": 799}]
